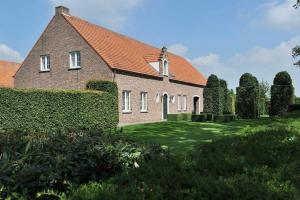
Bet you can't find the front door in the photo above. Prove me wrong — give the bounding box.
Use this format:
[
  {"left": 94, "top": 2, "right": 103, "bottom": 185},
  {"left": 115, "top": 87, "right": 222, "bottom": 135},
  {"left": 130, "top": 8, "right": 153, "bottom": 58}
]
[
  {"left": 193, "top": 97, "right": 200, "bottom": 114},
  {"left": 163, "top": 94, "right": 168, "bottom": 119}
]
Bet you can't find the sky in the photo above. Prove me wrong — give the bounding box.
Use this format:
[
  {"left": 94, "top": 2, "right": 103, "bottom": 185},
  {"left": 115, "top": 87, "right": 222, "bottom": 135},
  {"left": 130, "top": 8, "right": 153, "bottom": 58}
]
[{"left": 0, "top": 0, "right": 299, "bottom": 95}]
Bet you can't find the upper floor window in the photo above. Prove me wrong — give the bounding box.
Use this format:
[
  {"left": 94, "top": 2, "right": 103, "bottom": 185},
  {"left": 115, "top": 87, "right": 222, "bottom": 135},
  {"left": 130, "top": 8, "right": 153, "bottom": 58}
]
[
  {"left": 122, "top": 91, "right": 131, "bottom": 113},
  {"left": 140, "top": 92, "right": 148, "bottom": 112},
  {"left": 163, "top": 60, "right": 169, "bottom": 76},
  {"left": 69, "top": 51, "right": 81, "bottom": 69},
  {"left": 40, "top": 55, "right": 50, "bottom": 71}
]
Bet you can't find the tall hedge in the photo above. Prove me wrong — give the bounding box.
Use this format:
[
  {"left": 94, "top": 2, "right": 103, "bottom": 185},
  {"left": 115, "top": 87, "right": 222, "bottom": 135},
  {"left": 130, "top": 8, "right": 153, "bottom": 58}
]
[
  {"left": 0, "top": 81, "right": 118, "bottom": 132},
  {"left": 220, "top": 79, "right": 232, "bottom": 114},
  {"left": 203, "top": 75, "right": 224, "bottom": 115},
  {"left": 236, "top": 73, "right": 260, "bottom": 119},
  {"left": 270, "top": 71, "right": 294, "bottom": 116}
]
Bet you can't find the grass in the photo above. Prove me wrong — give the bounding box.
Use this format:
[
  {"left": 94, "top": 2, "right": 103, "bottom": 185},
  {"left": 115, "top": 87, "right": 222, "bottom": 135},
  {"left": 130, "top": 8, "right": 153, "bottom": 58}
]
[{"left": 122, "top": 117, "right": 300, "bottom": 154}]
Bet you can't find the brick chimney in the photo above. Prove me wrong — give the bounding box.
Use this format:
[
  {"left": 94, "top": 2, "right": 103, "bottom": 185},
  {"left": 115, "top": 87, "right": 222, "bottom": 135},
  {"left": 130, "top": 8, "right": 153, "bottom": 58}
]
[{"left": 55, "top": 6, "right": 70, "bottom": 15}]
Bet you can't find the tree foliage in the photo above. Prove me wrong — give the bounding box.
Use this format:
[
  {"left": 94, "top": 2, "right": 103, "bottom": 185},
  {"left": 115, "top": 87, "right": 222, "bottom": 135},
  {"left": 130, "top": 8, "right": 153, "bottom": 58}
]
[
  {"left": 270, "top": 71, "right": 294, "bottom": 116},
  {"left": 236, "top": 73, "right": 260, "bottom": 118}
]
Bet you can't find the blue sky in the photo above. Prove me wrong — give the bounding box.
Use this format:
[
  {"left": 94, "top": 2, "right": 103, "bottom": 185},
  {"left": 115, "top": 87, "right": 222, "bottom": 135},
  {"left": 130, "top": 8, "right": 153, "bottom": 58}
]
[{"left": 0, "top": 0, "right": 299, "bottom": 95}]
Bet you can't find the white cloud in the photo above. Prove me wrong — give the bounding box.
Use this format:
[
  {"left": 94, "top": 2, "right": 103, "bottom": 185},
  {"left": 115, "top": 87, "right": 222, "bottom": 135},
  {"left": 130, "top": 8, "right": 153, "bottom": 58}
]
[
  {"left": 190, "top": 36, "right": 300, "bottom": 95},
  {"left": 49, "top": 0, "right": 144, "bottom": 29},
  {"left": 168, "top": 44, "right": 189, "bottom": 57},
  {"left": 260, "top": 0, "right": 300, "bottom": 30},
  {"left": 0, "top": 44, "right": 22, "bottom": 62}
]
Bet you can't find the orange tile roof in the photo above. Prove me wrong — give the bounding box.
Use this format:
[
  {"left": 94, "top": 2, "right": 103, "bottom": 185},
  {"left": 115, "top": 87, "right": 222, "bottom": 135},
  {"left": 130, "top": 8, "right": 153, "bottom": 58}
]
[
  {"left": 0, "top": 61, "right": 21, "bottom": 87},
  {"left": 63, "top": 14, "right": 207, "bottom": 86}
]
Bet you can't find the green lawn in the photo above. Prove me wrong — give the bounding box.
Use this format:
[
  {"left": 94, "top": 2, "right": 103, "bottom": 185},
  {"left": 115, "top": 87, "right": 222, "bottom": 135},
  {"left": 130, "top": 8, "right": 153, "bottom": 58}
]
[{"left": 122, "top": 118, "right": 300, "bottom": 154}]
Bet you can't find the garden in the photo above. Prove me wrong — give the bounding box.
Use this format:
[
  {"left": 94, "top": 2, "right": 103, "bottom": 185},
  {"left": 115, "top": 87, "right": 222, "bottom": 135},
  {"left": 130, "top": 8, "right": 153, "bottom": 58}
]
[{"left": 0, "top": 72, "right": 300, "bottom": 200}]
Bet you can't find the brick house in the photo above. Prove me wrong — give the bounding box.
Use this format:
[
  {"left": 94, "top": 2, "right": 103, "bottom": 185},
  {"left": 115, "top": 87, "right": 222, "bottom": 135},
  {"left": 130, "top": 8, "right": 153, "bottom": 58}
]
[
  {"left": 0, "top": 60, "right": 21, "bottom": 88},
  {"left": 14, "top": 6, "right": 207, "bottom": 125}
]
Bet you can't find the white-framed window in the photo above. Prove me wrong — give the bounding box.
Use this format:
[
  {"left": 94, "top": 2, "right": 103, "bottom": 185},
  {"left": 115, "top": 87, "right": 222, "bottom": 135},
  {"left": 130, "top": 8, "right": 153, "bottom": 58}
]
[
  {"left": 140, "top": 92, "right": 148, "bottom": 112},
  {"left": 40, "top": 55, "right": 50, "bottom": 71},
  {"left": 177, "top": 95, "right": 182, "bottom": 111},
  {"left": 122, "top": 91, "right": 131, "bottom": 113},
  {"left": 183, "top": 95, "right": 187, "bottom": 111},
  {"left": 69, "top": 51, "right": 81, "bottom": 69},
  {"left": 163, "top": 60, "right": 169, "bottom": 76}
]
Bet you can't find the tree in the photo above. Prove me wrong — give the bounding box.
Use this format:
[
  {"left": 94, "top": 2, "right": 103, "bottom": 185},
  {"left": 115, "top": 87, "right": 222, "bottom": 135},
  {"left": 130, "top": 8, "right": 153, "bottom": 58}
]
[
  {"left": 236, "top": 73, "right": 260, "bottom": 119},
  {"left": 259, "top": 80, "right": 270, "bottom": 115},
  {"left": 293, "top": 1, "right": 300, "bottom": 65},
  {"left": 270, "top": 71, "right": 294, "bottom": 116}
]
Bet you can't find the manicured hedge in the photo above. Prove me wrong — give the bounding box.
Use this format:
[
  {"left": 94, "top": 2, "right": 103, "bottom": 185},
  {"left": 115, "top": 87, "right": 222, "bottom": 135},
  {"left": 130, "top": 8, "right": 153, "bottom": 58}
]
[
  {"left": 86, "top": 80, "right": 118, "bottom": 94},
  {"left": 191, "top": 114, "right": 207, "bottom": 122},
  {"left": 236, "top": 73, "right": 260, "bottom": 119},
  {"left": 167, "top": 113, "right": 192, "bottom": 122},
  {"left": 0, "top": 83, "right": 118, "bottom": 132},
  {"left": 203, "top": 75, "right": 224, "bottom": 115},
  {"left": 270, "top": 72, "right": 294, "bottom": 116},
  {"left": 214, "top": 114, "right": 236, "bottom": 123}
]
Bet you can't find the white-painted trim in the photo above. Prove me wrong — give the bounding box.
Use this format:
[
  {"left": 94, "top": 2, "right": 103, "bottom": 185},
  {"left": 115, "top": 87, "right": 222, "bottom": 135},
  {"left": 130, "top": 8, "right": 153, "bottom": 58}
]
[{"left": 161, "top": 92, "right": 169, "bottom": 120}]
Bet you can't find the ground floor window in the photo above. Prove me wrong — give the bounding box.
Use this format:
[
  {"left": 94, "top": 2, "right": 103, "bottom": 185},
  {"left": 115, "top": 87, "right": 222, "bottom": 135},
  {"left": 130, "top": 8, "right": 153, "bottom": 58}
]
[
  {"left": 183, "top": 95, "right": 187, "bottom": 111},
  {"left": 140, "top": 92, "right": 148, "bottom": 112},
  {"left": 177, "top": 95, "right": 182, "bottom": 111},
  {"left": 122, "top": 91, "right": 131, "bottom": 113}
]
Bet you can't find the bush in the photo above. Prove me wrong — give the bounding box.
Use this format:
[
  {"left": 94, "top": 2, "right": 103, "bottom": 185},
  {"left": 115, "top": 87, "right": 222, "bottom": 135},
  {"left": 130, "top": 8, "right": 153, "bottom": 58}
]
[
  {"left": 0, "top": 83, "right": 118, "bottom": 132},
  {"left": 270, "top": 71, "right": 294, "bottom": 116},
  {"left": 167, "top": 114, "right": 191, "bottom": 122},
  {"left": 86, "top": 80, "right": 118, "bottom": 94},
  {"left": 192, "top": 114, "right": 207, "bottom": 122},
  {"left": 214, "top": 114, "right": 236, "bottom": 123},
  {"left": 203, "top": 75, "right": 224, "bottom": 115},
  {"left": 0, "top": 130, "right": 145, "bottom": 199},
  {"left": 66, "top": 128, "right": 300, "bottom": 200},
  {"left": 236, "top": 73, "right": 260, "bottom": 119}
]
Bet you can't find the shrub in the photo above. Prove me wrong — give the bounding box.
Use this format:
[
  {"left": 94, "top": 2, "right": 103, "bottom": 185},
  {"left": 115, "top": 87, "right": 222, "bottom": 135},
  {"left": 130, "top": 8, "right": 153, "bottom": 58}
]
[
  {"left": 0, "top": 130, "right": 145, "bottom": 199},
  {"left": 236, "top": 73, "right": 260, "bottom": 119},
  {"left": 0, "top": 83, "right": 118, "bottom": 132},
  {"left": 192, "top": 114, "right": 207, "bottom": 122},
  {"left": 86, "top": 80, "right": 118, "bottom": 94},
  {"left": 214, "top": 114, "right": 236, "bottom": 123},
  {"left": 203, "top": 75, "right": 224, "bottom": 115},
  {"left": 167, "top": 114, "right": 183, "bottom": 121},
  {"left": 181, "top": 113, "right": 192, "bottom": 121},
  {"left": 220, "top": 79, "right": 233, "bottom": 114},
  {"left": 270, "top": 72, "right": 294, "bottom": 116}
]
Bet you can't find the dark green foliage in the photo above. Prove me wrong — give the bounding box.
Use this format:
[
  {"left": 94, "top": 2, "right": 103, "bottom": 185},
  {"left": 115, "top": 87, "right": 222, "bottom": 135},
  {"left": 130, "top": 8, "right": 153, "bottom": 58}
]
[
  {"left": 86, "top": 80, "right": 118, "bottom": 94},
  {"left": 0, "top": 130, "right": 145, "bottom": 199},
  {"left": 66, "top": 128, "right": 300, "bottom": 200},
  {"left": 0, "top": 86, "right": 118, "bottom": 132},
  {"left": 206, "top": 74, "right": 220, "bottom": 88},
  {"left": 214, "top": 114, "right": 236, "bottom": 123},
  {"left": 191, "top": 114, "right": 207, "bottom": 122},
  {"left": 289, "top": 104, "right": 300, "bottom": 112},
  {"left": 204, "top": 75, "right": 224, "bottom": 115},
  {"left": 220, "top": 79, "right": 233, "bottom": 114},
  {"left": 273, "top": 71, "right": 293, "bottom": 85},
  {"left": 270, "top": 72, "right": 294, "bottom": 116},
  {"left": 167, "top": 114, "right": 192, "bottom": 122},
  {"left": 236, "top": 73, "right": 260, "bottom": 119},
  {"left": 239, "top": 73, "right": 259, "bottom": 87},
  {"left": 295, "top": 97, "right": 300, "bottom": 104}
]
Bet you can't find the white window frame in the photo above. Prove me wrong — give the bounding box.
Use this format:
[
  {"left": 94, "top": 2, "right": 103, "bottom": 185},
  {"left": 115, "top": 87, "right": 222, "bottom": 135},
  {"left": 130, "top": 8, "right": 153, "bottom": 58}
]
[
  {"left": 140, "top": 92, "right": 148, "bottom": 112},
  {"left": 183, "top": 95, "right": 187, "bottom": 111},
  {"left": 122, "top": 91, "right": 131, "bottom": 113},
  {"left": 40, "top": 55, "right": 50, "bottom": 71},
  {"left": 177, "top": 95, "right": 182, "bottom": 111},
  {"left": 69, "top": 51, "right": 81, "bottom": 69}
]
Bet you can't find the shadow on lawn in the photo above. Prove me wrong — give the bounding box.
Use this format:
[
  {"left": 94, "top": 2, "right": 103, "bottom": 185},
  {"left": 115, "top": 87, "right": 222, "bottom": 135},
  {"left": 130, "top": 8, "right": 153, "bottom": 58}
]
[{"left": 122, "top": 118, "right": 298, "bottom": 154}]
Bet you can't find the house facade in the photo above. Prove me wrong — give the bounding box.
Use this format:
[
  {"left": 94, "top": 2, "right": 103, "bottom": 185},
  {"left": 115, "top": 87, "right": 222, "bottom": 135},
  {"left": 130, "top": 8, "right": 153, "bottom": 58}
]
[
  {"left": 0, "top": 61, "right": 21, "bottom": 88},
  {"left": 14, "top": 6, "right": 207, "bottom": 125}
]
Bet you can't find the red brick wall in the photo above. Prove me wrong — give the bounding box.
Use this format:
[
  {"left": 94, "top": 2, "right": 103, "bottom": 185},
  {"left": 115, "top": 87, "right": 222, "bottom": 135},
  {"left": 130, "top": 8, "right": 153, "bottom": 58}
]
[{"left": 14, "top": 14, "right": 113, "bottom": 90}]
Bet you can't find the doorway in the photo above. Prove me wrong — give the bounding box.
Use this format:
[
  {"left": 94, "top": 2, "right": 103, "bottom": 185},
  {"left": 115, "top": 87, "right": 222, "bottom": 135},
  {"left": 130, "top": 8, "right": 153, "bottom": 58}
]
[
  {"left": 193, "top": 96, "right": 200, "bottom": 114},
  {"left": 163, "top": 94, "right": 168, "bottom": 119}
]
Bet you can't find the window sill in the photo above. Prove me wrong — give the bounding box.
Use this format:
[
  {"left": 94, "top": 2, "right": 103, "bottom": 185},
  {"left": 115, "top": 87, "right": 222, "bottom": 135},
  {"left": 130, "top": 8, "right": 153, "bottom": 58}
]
[
  {"left": 140, "top": 110, "right": 148, "bottom": 113},
  {"left": 122, "top": 111, "right": 132, "bottom": 114},
  {"left": 39, "top": 70, "right": 50, "bottom": 73},
  {"left": 68, "top": 67, "right": 81, "bottom": 71}
]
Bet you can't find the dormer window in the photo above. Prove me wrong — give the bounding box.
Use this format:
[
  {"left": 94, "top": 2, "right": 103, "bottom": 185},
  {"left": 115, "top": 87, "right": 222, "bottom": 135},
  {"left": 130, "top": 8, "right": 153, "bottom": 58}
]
[{"left": 163, "top": 60, "right": 169, "bottom": 76}]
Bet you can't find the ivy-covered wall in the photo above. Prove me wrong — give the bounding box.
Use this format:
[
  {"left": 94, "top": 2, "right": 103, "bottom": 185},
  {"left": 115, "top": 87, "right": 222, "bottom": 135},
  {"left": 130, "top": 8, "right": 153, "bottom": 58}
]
[{"left": 0, "top": 81, "right": 118, "bottom": 132}]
